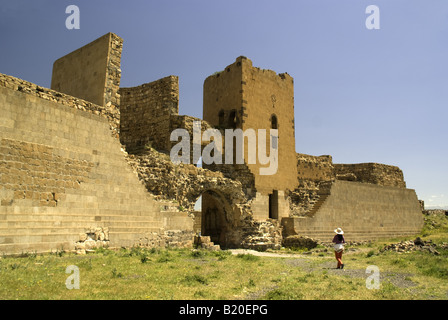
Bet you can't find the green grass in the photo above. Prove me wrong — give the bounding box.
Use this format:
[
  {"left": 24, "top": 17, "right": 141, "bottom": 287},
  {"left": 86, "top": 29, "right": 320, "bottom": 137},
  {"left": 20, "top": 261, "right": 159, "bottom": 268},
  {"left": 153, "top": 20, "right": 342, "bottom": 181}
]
[
  {"left": 0, "top": 247, "right": 286, "bottom": 300},
  {"left": 0, "top": 244, "right": 446, "bottom": 300},
  {"left": 1, "top": 213, "right": 447, "bottom": 300}
]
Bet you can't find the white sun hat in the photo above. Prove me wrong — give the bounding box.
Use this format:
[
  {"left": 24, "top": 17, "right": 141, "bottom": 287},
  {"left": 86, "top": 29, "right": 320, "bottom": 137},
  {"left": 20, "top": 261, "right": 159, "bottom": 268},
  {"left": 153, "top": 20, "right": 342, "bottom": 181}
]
[{"left": 334, "top": 227, "right": 344, "bottom": 235}]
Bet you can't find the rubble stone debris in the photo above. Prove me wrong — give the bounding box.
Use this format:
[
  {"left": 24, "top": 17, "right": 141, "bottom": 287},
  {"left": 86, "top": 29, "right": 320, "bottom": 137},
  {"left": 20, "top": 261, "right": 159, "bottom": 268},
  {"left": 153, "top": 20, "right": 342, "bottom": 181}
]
[{"left": 380, "top": 237, "right": 448, "bottom": 255}]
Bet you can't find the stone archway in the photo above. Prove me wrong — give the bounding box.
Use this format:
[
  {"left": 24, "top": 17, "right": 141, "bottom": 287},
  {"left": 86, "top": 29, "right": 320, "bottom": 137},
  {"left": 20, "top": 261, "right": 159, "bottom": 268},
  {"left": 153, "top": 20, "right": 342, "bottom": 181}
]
[
  {"left": 200, "top": 189, "right": 233, "bottom": 248},
  {"left": 126, "top": 147, "right": 253, "bottom": 248}
]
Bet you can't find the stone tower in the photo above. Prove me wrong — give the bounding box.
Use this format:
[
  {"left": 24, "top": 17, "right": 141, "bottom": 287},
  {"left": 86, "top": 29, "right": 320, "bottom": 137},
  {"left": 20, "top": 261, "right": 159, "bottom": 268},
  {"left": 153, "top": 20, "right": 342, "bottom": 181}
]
[
  {"left": 203, "top": 56, "right": 298, "bottom": 221},
  {"left": 51, "top": 33, "right": 123, "bottom": 110}
]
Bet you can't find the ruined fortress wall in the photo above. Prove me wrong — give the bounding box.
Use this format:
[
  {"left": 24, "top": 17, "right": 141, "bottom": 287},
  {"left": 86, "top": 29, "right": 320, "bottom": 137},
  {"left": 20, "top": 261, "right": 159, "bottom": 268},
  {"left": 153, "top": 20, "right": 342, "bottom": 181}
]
[
  {"left": 51, "top": 33, "right": 123, "bottom": 109},
  {"left": 118, "top": 76, "right": 179, "bottom": 152},
  {"left": 290, "top": 153, "right": 335, "bottom": 216},
  {"left": 334, "top": 163, "right": 406, "bottom": 188},
  {"left": 0, "top": 74, "right": 165, "bottom": 255},
  {"left": 282, "top": 180, "right": 424, "bottom": 241},
  {"left": 297, "top": 153, "right": 335, "bottom": 182},
  {"left": 169, "top": 114, "right": 216, "bottom": 164},
  {"left": 290, "top": 154, "right": 410, "bottom": 217},
  {"left": 296, "top": 153, "right": 406, "bottom": 188}
]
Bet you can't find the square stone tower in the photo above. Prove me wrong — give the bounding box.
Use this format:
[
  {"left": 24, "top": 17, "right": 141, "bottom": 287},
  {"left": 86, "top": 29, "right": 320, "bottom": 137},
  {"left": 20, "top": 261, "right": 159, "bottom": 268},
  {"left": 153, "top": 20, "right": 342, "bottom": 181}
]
[
  {"left": 203, "top": 56, "right": 298, "bottom": 220},
  {"left": 51, "top": 32, "right": 123, "bottom": 109}
]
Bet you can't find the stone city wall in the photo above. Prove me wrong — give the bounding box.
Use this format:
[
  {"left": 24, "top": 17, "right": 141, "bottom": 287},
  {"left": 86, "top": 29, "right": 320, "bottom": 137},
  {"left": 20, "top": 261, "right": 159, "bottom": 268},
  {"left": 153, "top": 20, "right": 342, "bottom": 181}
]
[
  {"left": 119, "top": 76, "right": 179, "bottom": 152},
  {"left": 334, "top": 163, "right": 406, "bottom": 188},
  {"left": 288, "top": 153, "right": 335, "bottom": 217},
  {"left": 0, "top": 74, "right": 192, "bottom": 255},
  {"left": 0, "top": 138, "right": 94, "bottom": 208},
  {"left": 282, "top": 180, "right": 424, "bottom": 241},
  {"left": 289, "top": 153, "right": 408, "bottom": 217},
  {"left": 297, "top": 153, "right": 335, "bottom": 182},
  {"left": 0, "top": 73, "right": 120, "bottom": 137}
]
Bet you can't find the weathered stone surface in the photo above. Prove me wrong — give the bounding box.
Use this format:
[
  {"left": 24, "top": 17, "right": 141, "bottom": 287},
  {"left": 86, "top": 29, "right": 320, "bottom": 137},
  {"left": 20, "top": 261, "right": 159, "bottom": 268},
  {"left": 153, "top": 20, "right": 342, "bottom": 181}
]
[
  {"left": 282, "top": 235, "right": 319, "bottom": 249},
  {"left": 0, "top": 73, "right": 120, "bottom": 137},
  {"left": 283, "top": 180, "right": 424, "bottom": 241},
  {"left": 125, "top": 147, "right": 247, "bottom": 214},
  {"left": 75, "top": 227, "right": 111, "bottom": 254},
  {"left": 51, "top": 32, "right": 123, "bottom": 126},
  {"left": 119, "top": 76, "right": 179, "bottom": 152},
  {"left": 240, "top": 219, "right": 283, "bottom": 251},
  {"left": 287, "top": 180, "right": 321, "bottom": 217},
  {"left": 334, "top": 163, "right": 406, "bottom": 188},
  {"left": 0, "top": 139, "right": 94, "bottom": 207},
  {"left": 203, "top": 56, "right": 298, "bottom": 197},
  {"left": 288, "top": 154, "right": 408, "bottom": 218},
  {"left": 380, "top": 237, "right": 446, "bottom": 255},
  {"left": 125, "top": 146, "right": 276, "bottom": 249},
  {"left": 336, "top": 172, "right": 357, "bottom": 181},
  {"left": 297, "top": 154, "right": 335, "bottom": 182},
  {"left": 193, "top": 235, "right": 221, "bottom": 250}
]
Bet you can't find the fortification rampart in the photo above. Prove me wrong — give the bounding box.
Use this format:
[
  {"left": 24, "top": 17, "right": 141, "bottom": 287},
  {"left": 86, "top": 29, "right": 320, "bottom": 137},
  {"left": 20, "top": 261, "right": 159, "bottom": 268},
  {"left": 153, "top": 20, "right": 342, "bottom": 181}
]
[
  {"left": 289, "top": 153, "right": 410, "bottom": 218},
  {"left": 297, "top": 153, "right": 335, "bottom": 182},
  {"left": 119, "top": 76, "right": 179, "bottom": 152},
  {"left": 334, "top": 163, "right": 406, "bottom": 188},
  {"left": 0, "top": 73, "right": 120, "bottom": 137},
  {"left": 282, "top": 180, "right": 424, "bottom": 241},
  {"left": 0, "top": 73, "right": 193, "bottom": 255}
]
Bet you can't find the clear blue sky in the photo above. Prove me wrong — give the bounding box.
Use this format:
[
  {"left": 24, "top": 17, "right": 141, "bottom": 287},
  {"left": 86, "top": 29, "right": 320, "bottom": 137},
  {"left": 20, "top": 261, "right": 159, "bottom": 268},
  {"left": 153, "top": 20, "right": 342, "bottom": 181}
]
[{"left": 1, "top": 0, "right": 447, "bottom": 208}]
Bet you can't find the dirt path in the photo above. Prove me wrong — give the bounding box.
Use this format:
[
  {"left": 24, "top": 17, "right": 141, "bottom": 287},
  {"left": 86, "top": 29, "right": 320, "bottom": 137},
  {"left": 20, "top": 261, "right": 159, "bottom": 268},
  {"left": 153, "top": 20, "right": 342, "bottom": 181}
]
[
  {"left": 230, "top": 248, "right": 308, "bottom": 258},
  {"left": 229, "top": 249, "right": 417, "bottom": 290}
]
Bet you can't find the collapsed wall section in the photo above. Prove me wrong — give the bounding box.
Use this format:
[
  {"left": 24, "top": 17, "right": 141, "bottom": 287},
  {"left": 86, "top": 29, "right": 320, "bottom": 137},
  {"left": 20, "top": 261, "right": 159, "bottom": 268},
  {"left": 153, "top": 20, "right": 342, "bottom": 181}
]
[
  {"left": 125, "top": 146, "right": 254, "bottom": 248},
  {"left": 169, "top": 114, "right": 216, "bottom": 165},
  {"left": 297, "top": 153, "right": 335, "bottom": 182},
  {"left": 288, "top": 153, "right": 335, "bottom": 216},
  {"left": 334, "top": 163, "right": 406, "bottom": 188}
]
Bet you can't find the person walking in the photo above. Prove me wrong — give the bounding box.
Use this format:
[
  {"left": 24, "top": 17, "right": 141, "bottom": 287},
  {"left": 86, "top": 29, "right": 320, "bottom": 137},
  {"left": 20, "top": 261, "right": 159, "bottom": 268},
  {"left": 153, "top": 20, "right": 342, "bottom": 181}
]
[{"left": 332, "top": 227, "right": 345, "bottom": 269}]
